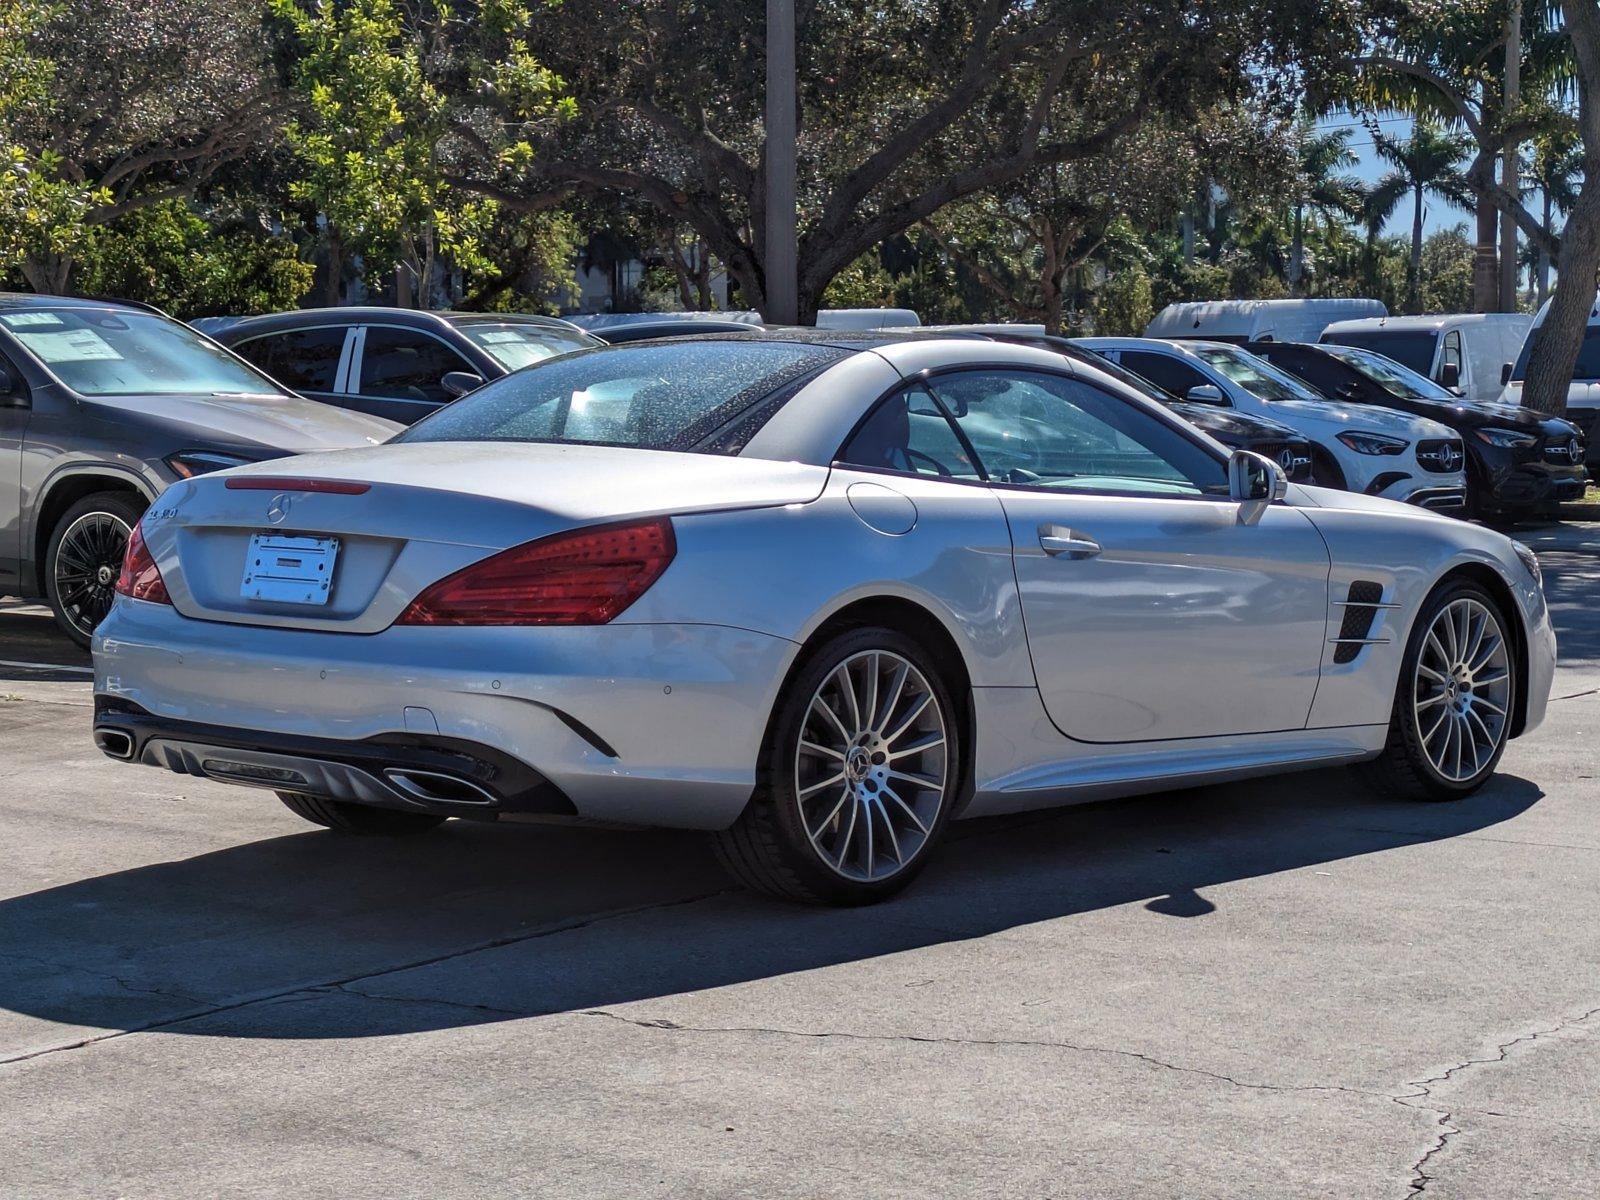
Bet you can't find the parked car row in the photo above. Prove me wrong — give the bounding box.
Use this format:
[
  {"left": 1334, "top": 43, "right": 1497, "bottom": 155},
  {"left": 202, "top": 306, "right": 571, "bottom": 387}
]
[{"left": 0, "top": 291, "right": 1588, "bottom": 649}]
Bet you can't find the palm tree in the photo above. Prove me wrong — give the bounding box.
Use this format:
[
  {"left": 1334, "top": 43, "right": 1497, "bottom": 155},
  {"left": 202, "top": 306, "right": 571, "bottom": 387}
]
[
  {"left": 1356, "top": 175, "right": 1408, "bottom": 295},
  {"left": 1288, "top": 125, "right": 1360, "bottom": 295},
  {"left": 1373, "top": 122, "right": 1472, "bottom": 313},
  {"left": 1527, "top": 134, "right": 1583, "bottom": 305}
]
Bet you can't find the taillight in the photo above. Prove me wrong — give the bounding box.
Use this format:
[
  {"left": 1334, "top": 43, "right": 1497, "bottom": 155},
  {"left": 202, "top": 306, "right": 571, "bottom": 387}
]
[
  {"left": 396, "top": 517, "right": 676, "bottom": 626},
  {"left": 114, "top": 520, "right": 171, "bottom": 605}
]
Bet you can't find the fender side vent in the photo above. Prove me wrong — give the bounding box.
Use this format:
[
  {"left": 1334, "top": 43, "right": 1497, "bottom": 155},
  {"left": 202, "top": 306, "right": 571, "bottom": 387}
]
[{"left": 1332, "top": 580, "right": 1387, "bottom": 664}]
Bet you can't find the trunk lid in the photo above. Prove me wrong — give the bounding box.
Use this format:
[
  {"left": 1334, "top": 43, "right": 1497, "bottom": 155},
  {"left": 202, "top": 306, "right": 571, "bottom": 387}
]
[{"left": 141, "top": 442, "right": 830, "bottom": 632}]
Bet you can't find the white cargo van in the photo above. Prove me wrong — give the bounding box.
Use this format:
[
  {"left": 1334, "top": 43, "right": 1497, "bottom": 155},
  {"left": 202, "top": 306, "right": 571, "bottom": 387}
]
[
  {"left": 1144, "top": 298, "right": 1386, "bottom": 344},
  {"left": 1501, "top": 292, "right": 1600, "bottom": 464},
  {"left": 815, "top": 308, "right": 922, "bottom": 330},
  {"left": 1320, "top": 313, "right": 1531, "bottom": 404}
]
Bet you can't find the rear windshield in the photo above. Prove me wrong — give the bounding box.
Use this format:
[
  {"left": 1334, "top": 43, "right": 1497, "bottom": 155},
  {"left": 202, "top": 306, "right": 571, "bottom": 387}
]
[
  {"left": 1319, "top": 344, "right": 1455, "bottom": 400},
  {"left": 1191, "top": 345, "right": 1326, "bottom": 402},
  {"left": 454, "top": 322, "right": 596, "bottom": 370},
  {"left": 398, "top": 341, "right": 844, "bottom": 452},
  {"left": 1321, "top": 329, "right": 1439, "bottom": 375},
  {"left": 1511, "top": 326, "right": 1600, "bottom": 382},
  {"left": 0, "top": 307, "right": 287, "bottom": 397}
]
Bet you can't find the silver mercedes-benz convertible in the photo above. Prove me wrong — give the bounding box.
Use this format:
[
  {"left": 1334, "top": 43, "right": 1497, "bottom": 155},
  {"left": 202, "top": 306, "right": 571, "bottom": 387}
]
[{"left": 92, "top": 332, "right": 1557, "bottom": 904}]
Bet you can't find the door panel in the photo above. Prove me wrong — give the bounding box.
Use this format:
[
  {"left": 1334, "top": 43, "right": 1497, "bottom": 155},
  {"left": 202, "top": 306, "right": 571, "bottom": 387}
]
[
  {"left": 351, "top": 326, "right": 476, "bottom": 424},
  {"left": 997, "top": 491, "right": 1330, "bottom": 742},
  {"left": 0, "top": 347, "right": 28, "bottom": 587}
]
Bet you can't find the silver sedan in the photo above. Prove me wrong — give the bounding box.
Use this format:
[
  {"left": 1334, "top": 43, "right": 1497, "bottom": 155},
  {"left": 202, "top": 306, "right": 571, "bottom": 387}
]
[{"left": 92, "top": 333, "right": 1557, "bottom": 904}]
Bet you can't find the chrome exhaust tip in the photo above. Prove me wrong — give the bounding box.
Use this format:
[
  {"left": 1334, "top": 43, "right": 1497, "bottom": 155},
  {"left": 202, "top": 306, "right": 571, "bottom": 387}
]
[
  {"left": 383, "top": 768, "right": 498, "bottom": 807},
  {"left": 94, "top": 728, "right": 135, "bottom": 761}
]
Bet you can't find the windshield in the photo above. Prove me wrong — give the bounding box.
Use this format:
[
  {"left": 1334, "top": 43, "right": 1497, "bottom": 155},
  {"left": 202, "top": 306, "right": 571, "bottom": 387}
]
[
  {"left": 1191, "top": 345, "right": 1326, "bottom": 402},
  {"left": 1321, "top": 329, "right": 1438, "bottom": 376},
  {"left": 1320, "top": 344, "right": 1455, "bottom": 401},
  {"left": 1511, "top": 326, "right": 1600, "bottom": 382},
  {"left": 398, "top": 341, "right": 843, "bottom": 451},
  {"left": 456, "top": 322, "right": 595, "bottom": 371},
  {"left": 0, "top": 307, "right": 287, "bottom": 397}
]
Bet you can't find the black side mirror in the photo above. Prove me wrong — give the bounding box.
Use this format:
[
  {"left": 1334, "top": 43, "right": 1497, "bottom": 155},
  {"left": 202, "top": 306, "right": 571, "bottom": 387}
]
[
  {"left": 441, "top": 371, "right": 485, "bottom": 398},
  {"left": 1438, "top": 362, "right": 1461, "bottom": 390},
  {"left": 1500, "top": 362, "right": 1513, "bottom": 386}
]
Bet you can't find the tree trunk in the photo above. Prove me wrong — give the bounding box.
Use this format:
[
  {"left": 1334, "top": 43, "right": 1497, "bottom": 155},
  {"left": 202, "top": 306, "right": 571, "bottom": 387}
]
[
  {"left": 21, "top": 253, "right": 73, "bottom": 295},
  {"left": 1473, "top": 193, "right": 1499, "bottom": 312},
  {"left": 1409, "top": 186, "right": 1425, "bottom": 314},
  {"left": 1522, "top": 177, "right": 1600, "bottom": 415},
  {"left": 1536, "top": 191, "right": 1552, "bottom": 305},
  {"left": 1288, "top": 203, "right": 1305, "bottom": 296},
  {"left": 321, "top": 227, "right": 345, "bottom": 308}
]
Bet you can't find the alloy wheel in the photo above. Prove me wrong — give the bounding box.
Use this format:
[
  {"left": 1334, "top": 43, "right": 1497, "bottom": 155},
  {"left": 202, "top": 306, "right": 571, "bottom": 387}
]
[
  {"left": 1413, "top": 597, "right": 1511, "bottom": 783},
  {"left": 794, "top": 649, "right": 950, "bottom": 883},
  {"left": 53, "top": 511, "right": 132, "bottom": 640}
]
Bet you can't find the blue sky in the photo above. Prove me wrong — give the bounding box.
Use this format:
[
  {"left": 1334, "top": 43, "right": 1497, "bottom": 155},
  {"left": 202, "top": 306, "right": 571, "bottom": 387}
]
[{"left": 1317, "top": 111, "right": 1475, "bottom": 238}]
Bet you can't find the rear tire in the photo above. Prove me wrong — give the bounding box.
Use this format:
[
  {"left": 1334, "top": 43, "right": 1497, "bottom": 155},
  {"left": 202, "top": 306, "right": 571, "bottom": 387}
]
[
  {"left": 45, "top": 491, "right": 146, "bottom": 648},
  {"left": 1360, "top": 581, "right": 1516, "bottom": 802},
  {"left": 276, "top": 791, "right": 448, "bottom": 835},
  {"left": 713, "top": 626, "right": 962, "bottom": 905}
]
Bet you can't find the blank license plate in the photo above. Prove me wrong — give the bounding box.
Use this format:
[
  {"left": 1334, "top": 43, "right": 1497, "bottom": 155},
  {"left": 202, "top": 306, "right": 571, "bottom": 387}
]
[{"left": 242, "top": 534, "right": 339, "bottom": 605}]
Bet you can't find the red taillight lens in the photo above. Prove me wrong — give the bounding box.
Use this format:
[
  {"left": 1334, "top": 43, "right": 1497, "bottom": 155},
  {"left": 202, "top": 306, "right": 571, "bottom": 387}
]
[
  {"left": 396, "top": 517, "right": 676, "bottom": 626},
  {"left": 114, "top": 520, "right": 171, "bottom": 605}
]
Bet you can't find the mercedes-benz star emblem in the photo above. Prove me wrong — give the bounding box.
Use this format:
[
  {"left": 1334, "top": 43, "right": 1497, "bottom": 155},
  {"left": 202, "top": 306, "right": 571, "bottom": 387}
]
[
  {"left": 266, "top": 493, "right": 292, "bottom": 525},
  {"left": 1277, "top": 447, "right": 1296, "bottom": 473},
  {"left": 1569, "top": 437, "right": 1582, "bottom": 463}
]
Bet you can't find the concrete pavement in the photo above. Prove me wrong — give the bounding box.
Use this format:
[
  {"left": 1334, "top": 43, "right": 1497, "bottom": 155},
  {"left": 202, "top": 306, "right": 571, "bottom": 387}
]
[{"left": 1, "top": 527, "right": 1598, "bottom": 1198}]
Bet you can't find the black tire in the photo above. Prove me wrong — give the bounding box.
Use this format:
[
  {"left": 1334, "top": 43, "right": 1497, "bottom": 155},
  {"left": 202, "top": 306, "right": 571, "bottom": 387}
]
[
  {"left": 1360, "top": 580, "right": 1517, "bottom": 802},
  {"left": 713, "top": 626, "right": 963, "bottom": 905},
  {"left": 45, "top": 490, "right": 147, "bottom": 648},
  {"left": 276, "top": 791, "right": 448, "bottom": 835}
]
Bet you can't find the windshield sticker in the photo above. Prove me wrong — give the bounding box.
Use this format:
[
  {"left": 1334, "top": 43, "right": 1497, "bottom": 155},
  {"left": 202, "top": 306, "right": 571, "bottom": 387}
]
[
  {"left": 0, "top": 312, "right": 65, "bottom": 328},
  {"left": 15, "top": 329, "right": 124, "bottom": 363}
]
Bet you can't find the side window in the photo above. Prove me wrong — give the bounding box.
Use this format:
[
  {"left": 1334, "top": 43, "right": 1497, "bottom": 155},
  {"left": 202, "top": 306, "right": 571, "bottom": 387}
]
[
  {"left": 839, "top": 385, "right": 981, "bottom": 479},
  {"left": 235, "top": 328, "right": 348, "bottom": 392},
  {"left": 925, "top": 370, "right": 1229, "bottom": 498},
  {"left": 359, "top": 327, "right": 474, "bottom": 404},
  {"left": 1118, "top": 351, "right": 1212, "bottom": 399}
]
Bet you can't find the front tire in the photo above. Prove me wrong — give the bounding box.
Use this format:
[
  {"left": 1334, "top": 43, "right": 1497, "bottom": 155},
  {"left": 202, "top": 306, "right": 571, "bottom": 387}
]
[
  {"left": 276, "top": 791, "right": 448, "bottom": 835},
  {"left": 1361, "top": 581, "right": 1517, "bottom": 801},
  {"left": 45, "top": 491, "right": 146, "bottom": 648},
  {"left": 714, "top": 627, "right": 962, "bottom": 905}
]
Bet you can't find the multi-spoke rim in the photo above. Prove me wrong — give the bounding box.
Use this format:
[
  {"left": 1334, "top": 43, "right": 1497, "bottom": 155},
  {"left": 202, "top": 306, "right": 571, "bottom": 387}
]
[
  {"left": 53, "top": 511, "right": 131, "bottom": 639},
  {"left": 1413, "top": 597, "right": 1512, "bottom": 783},
  {"left": 794, "top": 650, "right": 949, "bottom": 883}
]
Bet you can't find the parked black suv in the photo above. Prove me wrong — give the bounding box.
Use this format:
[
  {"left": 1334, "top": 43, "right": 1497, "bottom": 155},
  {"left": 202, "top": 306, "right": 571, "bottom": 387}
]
[
  {"left": 0, "top": 295, "right": 397, "bottom": 644},
  {"left": 1247, "top": 340, "right": 1586, "bottom": 519},
  {"left": 206, "top": 309, "right": 601, "bottom": 424}
]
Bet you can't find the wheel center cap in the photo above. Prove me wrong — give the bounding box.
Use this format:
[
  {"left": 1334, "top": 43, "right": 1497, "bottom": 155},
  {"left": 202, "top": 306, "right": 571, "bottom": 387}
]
[
  {"left": 845, "top": 746, "right": 872, "bottom": 783},
  {"left": 96, "top": 565, "right": 114, "bottom": 587}
]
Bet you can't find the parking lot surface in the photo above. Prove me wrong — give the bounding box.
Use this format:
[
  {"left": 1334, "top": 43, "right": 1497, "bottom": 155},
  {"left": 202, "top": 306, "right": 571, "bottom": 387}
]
[{"left": 2, "top": 524, "right": 1598, "bottom": 1198}]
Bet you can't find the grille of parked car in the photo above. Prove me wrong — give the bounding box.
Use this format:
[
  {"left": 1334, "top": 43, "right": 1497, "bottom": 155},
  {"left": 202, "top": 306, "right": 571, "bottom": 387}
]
[
  {"left": 1416, "top": 439, "right": 1465, "bottom": 473},
  {"left": 1543, "top": 435, "right": 1585, "bottom": 465},
  {"left": 1254, "top": 441, "right": 1313, "bottom": 482}
]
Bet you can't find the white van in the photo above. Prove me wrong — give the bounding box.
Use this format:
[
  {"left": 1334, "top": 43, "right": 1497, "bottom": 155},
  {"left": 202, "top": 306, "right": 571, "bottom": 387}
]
[
  {"left": 1320, "top": 313, "right": 1531, "bottom": 405},
  {"left": 815, "top": 308, "right": 922, "bottom": 330},
  {"left": 1501, "top": 295, "right": 1600, "bottom": 460},
  {"left": 1144, "top": 298, "right": 1386, "bottom": 345}
]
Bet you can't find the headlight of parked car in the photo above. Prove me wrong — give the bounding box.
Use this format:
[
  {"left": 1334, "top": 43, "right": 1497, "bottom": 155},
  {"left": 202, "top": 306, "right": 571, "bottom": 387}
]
[
  {"left": 165, "top": 450, "right": 257, "bottom": 479},
  {"left": 1336, "top": 431, "right": 1408, "bottom": 456},
  {"left": 1474, "top": 428, "right": 1538, "bottom": 449},
  {"left": 1511, "top": 539, "right": 1543, "bottom": 588}
]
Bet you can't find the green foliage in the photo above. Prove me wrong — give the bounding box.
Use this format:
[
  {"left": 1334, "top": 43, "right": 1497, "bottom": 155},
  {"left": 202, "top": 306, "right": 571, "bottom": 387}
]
[
  {"left": 1092, "top": 264, "right": 1155, "bottom": 336},
  {"left": 71, "top": 201, "right": 314, "bottom": 319},
  {"left": 1418, "top": 223, "right": 1476, "bottom": 313}
]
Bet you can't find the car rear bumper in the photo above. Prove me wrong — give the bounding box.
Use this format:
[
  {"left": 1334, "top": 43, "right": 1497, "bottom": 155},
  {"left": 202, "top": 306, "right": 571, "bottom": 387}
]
[{"left": 93, "top": 599, "right": 800, "bottom": 830}]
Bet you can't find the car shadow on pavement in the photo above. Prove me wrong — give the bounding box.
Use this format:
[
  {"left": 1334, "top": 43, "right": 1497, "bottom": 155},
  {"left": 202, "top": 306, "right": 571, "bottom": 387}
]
[{"left": 0, "top": 767, "right": 1542, "bottom": 1045}]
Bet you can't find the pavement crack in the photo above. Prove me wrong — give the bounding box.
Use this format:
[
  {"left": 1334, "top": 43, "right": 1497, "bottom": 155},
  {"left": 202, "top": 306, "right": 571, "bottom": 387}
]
[
  {"left": 319, "top": 983, "right": 533, "bottom": 1021},
  {"left": 577, "top": 1009, "right": 1381, "bottom": 1099},
  {"left": 0, "top": 888, "right": 730, "bottom": 1070},
  {"left": 1391, "top": 1003, "right": 1600, "bottom": 1196}
]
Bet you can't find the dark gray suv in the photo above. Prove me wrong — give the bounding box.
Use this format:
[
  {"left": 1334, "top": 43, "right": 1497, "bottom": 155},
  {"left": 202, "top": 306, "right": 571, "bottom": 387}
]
[{"left": 0, "top": 295, "right": 399, "bottom": 645}]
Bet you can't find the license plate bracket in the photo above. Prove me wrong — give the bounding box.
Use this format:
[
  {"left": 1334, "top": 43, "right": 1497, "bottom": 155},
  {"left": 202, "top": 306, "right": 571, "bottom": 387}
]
[{"left": 242, "top": 534, "right": 340, "bottom": 606}]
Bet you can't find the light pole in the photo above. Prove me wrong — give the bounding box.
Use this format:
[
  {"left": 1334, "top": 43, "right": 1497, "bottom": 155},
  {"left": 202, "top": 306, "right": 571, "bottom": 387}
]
[{"left": 765, "top": 0, "right": 799, "bottom": 325}]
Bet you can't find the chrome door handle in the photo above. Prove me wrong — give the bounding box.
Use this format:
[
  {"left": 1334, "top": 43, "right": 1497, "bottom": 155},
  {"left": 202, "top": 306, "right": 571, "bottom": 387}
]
[{"left": 1038, "top": 524, "right": 1101, "bottom": 559}]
